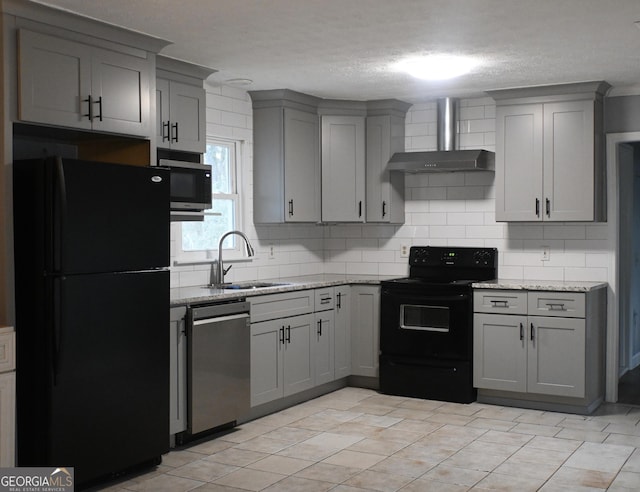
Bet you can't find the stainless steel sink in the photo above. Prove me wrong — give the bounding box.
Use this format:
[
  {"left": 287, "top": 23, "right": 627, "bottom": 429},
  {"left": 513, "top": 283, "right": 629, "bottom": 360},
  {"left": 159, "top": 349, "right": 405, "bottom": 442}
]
[{"left": 203, "top": 281, "right": 291, "bottom": 290}]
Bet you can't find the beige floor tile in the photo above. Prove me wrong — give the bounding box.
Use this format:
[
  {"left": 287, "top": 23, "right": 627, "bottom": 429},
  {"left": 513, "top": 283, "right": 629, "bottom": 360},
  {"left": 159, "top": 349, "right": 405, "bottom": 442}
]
[
  {"left": 397, "top": 398, "right": 445, "bottom": 412},
  {"left": 346, "top": 437, "right": 408, "bottom": 456},
  {"left": 622, "top": 447, "right": 640, "bottom": 472},
  {"left": 187, "top": 439, "right": 235, "bottom": 455},
  {"left": 461, "top": 439, "right": 521, "bottom": 459},
  {"left": 246, "top": 454, "right": 314, "bottom": 475},
  {"left": 232, "top": 435, "right": 293, "bottom": 454},
  {"left": 276, "top": 442, "right": 341, "bottom": 461},
  {"left": 424, "top": 412, "right": 476, "bottom": 426},
  {"left": 559, "top": 416, "right": 608, "bottom": 432},
  {"left": 509, "top": 422, "right": 561, "bottom": 437},
  {"left": 295, "top": 462, "right": 362, "bottom": 483},
  {"left": 161, "top": 450, "right": 207, "bottom": 468},
  {"left": 322, "top": 449, "right": 387, "bottom": 469},
  {"left": 546, "top": 465, "right": 616, "bottom": 489},
  {"left": 329, "top": 421, "right": 388, "bottom": 439},
  {"left": 514, "top": 411, "right": 566, "bottom": 426},
  {"left": 348, "top": 403, "right": 397, "bottom": 416},
  {"left": 492, "top": 459, "right": 559, "bottom": 481},
  {"left": 167, "top": 459, "right": 239, "bottom": 482},
  {"left": 473, "top": 406, "right": 526, "bottom": 422},
  {"left": 301, "top": 431, "right": 365, "bottom": 450},
  {"left": 421, "top": 463, "right": 488, "bottom": 486},
  {"left": 604, "top": 422, "right": 640, "bottom": 436},
  {"left": 343, "top": 469, "right": 413, "bottom": 492},
  {"left": 399, "top": 477, "right": 470, "bottom": 491},
  {"left": 352, "top": 413, "right": 403, "bottom": 428},
  {"left": 436, "top": 402, "right": 482, "bottom": 416},
  {"left": 388, "top": 418, "right": 442, "bottom": 435},
  {"left": 472, "top": 471, "right": 546, "bottom": 491},
  {"left": 525, "top": 434, "right": 583, "bottom": 453},
  {"left": 261, "top": 476, "right": 334, "bottom": 492},
  {"left": 204, "top": 448, "right": 268, "bottom": 467},
  {"left": 125, "top": 474, "right": 205, "bottom": 492},
  {"left": 466, "top": 417, "right": 518, "bottom": 432},
  {"left": 476, "top": 429, "right": 533, "bottom": 447},
  {"left": 563, "top": 441, "right": 635, "bottom": 473},
  {"left": 608, "top": 470, "right": 640, "bottom": 491},
  {"left": 370, "top": 455, "right": 438, "bottom": 478},
  {"left": 508, "top": 446, "right": 573, "bottom": 467},
  {"left": 396, "top": 442, "right": 459, "bottom": 463},
  {"left": 441, "top": 449, "right": 509, "bottom": 473},
  {"left": 386, "top": 407, "right": 436, "bottom": 420},
  {"left": 362, "top": 394, "right": 408, "bottom": 407},
  {"left": 218, "top": 423, "right": 277, "bottom": 444},
  {"left": 212, "top": 468, "right": 285, "bottom": 491},
  {"left": 260, "top": 425, "right": 319, "bottom": 444},
  {"left": 191, "top": 484, "right": 255, "bottom": 492},
  {"left": 372, "top": 426, "right": 425, "bottom": 444},
  {"left": 418, "top": 424, "right": 486, "bottom": 447},
  {"left": 603, "top": 432, "right": 640, "bottom": 447},
  {"left": 554, "top": 427, "right": 608, "bottom": 443}
]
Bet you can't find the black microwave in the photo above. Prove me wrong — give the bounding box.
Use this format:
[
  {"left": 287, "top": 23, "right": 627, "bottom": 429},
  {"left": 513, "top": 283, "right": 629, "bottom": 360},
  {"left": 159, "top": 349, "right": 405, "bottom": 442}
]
[{"left": 159, "top": 159, "right": 212, "bottom": 212}]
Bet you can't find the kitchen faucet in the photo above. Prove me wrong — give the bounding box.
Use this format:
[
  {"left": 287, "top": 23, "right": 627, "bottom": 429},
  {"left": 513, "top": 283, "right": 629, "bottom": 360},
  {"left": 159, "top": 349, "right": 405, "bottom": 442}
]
[{"left": 211, "top": 230, "right": 255, "bottom": 286}]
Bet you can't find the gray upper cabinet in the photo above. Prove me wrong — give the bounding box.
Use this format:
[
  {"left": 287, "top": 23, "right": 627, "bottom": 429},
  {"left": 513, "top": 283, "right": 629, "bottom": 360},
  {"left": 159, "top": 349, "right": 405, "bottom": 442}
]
[
  {"left": 156, "top": 56, "right": 213, "bottom": 154},
  {"left": 251, "top": 90, "right": 321, "bottom": 223},
  {"left": 488, "top": 82, "right": 609, "bottom": 222},
  {"left": 320, "top": 110, "right": 366, "bottom": 223},
  {"left": 18, "top": 29, "right": 152, "bottom": 137},
  {"left": 365, "top": 100, "right": 411, "bottom": 223}
]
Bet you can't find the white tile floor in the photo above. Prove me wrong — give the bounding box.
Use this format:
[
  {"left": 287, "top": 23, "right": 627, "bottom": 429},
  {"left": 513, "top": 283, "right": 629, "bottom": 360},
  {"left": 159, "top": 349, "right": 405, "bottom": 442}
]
[{"left": 92, "top": 388, "right": 640, "bottom": 491}]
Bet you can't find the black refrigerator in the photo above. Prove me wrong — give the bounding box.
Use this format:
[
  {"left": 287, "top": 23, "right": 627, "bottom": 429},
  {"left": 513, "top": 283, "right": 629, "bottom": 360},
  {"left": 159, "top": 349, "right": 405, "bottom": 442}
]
[{"left": 13, "top": 157, "right": 170, "bottom": 488}]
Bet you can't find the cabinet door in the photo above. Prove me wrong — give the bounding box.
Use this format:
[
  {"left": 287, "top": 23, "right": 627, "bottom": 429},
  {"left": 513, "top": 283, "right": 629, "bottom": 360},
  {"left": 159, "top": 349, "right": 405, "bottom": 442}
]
[
  {"left": 18, "top": 30, "right": 92, "bottom": 130},
  {"left": 473, "top": 314, "right": 527, "bottom": 392},
  {"left": 321, "top": 115, "right": 366, "bottom": 222},
  {"left": 0, "top": 372, "right": 15, "bottom": 467},
  {"left": 169, "top": 308, "right": 187, "bottom": 435},
  {"left": 314, "top": 312, "right": 335, "bottom": 385},
  {"left": 543, "top": 100, "right": 595, "bottom": 221},
  {"left": 168, "top": 81, "right": 207, "bottom": 153},
  {"left": 366, "top": 115, "right": 405, "bottom": 223},
  {"left": 250, "top": 319, "right": 284, "bottom": 406},
  {"left": 528, "top": 317, "right": 585, "bottom": 398},
  {"left": 283, "top": 314, "right": 315, "bottom": 396},
  {"left": 156, "top": 78, "right": 170, "bottom": 147},
  {"left": 91, "top": 47, "right": 151, "bottom": 136},
  {"left": 284, "top": 108, "right": 320, "bottom": 222},
  {"left": 495, "top": 104, "right": 544, "bottom": 221},
  {"left": 351, "top": 285, "right": 380, "bottom": 377},
  {"left": 334, "top": 286, "right": 352, "bottom": 379}
]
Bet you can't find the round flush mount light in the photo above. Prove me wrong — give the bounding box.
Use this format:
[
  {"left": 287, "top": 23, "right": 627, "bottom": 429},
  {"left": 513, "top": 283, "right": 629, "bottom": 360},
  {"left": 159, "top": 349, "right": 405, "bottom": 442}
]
[
  {"left": 225, "top": 78, "right": 253, "bottom": 86},
  {"left": 393, "top": 54, "right": 481, "bottom": 81}
]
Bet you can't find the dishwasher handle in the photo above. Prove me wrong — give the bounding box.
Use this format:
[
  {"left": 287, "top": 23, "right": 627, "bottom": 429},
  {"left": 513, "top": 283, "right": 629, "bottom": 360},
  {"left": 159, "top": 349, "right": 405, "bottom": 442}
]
[
  {"left": 190, "top": 300, "right": 250, "bottom": 321},
  {"left": 193, "top": 313, "right": 249, "bottom": 326}
]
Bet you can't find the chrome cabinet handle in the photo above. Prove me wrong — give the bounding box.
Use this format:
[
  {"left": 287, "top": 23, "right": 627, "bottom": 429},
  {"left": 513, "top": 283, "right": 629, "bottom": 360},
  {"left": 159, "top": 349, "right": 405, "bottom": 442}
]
[{"left": 288, "top": 199, "right": 294, "bottom": 216}]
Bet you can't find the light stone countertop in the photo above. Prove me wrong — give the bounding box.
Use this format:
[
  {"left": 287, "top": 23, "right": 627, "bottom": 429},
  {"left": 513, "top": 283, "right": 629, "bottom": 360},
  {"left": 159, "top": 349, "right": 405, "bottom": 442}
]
[
  {"left": 170, "top": 274, "right": 396, "bottom": 307},
  {"left": 472, "top": 279, "right": 608, "bottom": 292}
]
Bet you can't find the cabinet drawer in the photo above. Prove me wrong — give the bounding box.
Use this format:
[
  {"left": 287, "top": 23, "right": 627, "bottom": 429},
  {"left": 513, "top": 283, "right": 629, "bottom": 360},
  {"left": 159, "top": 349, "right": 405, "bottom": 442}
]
[
  {"left": 249, "top": 290, "right": 314, "bottom": 323},
  {"left": 528, "top": 292, "right": 585, "bottom": 318},
  {"left": 315, "top": 287, "right": 335, "bottom": 311},
  {"left": 473, "top": 290, "right": 528, "bottom": 315},
  {"left": 0, "top": 331, "right": 15, "bottom": 373}
]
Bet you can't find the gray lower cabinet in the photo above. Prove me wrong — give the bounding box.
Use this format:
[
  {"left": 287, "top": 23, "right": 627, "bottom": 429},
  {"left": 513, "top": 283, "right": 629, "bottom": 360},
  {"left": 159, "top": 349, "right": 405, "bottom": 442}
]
[
  {"left": 350, "top": 285, "right": 380, "bottom": 378},
  {"left": 473, "top": 288, "right": 605, "bottom": 413},
  {"left": 169, "top": 306, "right": 187, "bottom": 435},
  {"left": 334, "top": 286, "right": 352, "bottom": 379},
  {"left": 18, "top": 29, "right": 152, "bottom": 137}
]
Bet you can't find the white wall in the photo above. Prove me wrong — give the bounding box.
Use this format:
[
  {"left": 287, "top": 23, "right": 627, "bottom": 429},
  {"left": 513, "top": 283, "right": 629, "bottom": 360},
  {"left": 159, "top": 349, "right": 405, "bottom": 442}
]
[{"left": 170, "top": 90, "right": 613, "bottom": 288}]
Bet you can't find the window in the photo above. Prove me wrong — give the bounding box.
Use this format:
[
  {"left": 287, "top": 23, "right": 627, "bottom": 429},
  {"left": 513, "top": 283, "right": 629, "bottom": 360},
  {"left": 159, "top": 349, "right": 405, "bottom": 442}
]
[{"left": 181, "top": 139, "right": 242, "bottom": 255}]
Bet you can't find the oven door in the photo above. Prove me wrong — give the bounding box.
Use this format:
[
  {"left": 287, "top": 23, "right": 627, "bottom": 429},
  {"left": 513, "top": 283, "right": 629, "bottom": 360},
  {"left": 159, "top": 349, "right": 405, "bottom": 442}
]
[{"left": 380, "top": 286, "right": 473, "bottom": 360}]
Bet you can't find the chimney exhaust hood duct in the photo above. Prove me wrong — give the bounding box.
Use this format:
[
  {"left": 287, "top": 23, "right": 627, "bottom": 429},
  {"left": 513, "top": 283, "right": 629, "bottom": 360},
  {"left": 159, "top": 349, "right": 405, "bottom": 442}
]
[{"left": 387, "top": 98, "right": 494, "bottom": 173}]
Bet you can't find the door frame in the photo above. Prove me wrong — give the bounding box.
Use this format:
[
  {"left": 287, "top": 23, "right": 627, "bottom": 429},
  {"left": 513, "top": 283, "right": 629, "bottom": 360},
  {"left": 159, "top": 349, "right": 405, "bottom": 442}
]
[{"left": 606, "top": 131, "right": 640, "bottom": 402}]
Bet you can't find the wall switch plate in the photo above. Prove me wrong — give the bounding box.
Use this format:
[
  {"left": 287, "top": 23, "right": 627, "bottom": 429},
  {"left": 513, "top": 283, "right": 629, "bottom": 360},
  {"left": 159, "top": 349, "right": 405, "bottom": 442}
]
[
  {"left": 400, "top": 244, "right": 410, "bottom": 258},
  {"left": 541, "top": 246, "right": 550, "bottom": 261},
  {"left": 268, "top": 244, "right": 275, "bottom": 260}
]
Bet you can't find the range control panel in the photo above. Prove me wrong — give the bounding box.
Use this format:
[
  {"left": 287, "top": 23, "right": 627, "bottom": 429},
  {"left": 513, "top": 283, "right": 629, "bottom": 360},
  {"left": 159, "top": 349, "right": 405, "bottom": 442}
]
[{"left": 409, "top": 246, "right": 497, "bottom": 268}]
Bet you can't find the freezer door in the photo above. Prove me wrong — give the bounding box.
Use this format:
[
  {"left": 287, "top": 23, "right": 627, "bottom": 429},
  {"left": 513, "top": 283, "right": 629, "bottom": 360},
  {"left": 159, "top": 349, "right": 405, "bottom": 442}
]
[
  {"left": 47, "top": 157, "right": 169, "bottom": 274},
  {"left": 48, "top": 271, "right": 169, "bottom": 486}
]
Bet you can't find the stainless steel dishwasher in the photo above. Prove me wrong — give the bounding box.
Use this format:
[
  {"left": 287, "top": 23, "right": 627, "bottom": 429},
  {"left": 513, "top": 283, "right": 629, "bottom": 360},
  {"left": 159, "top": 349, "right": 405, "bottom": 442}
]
[{"left": 186, "top": 300, "right": 250, "bottom": 437}]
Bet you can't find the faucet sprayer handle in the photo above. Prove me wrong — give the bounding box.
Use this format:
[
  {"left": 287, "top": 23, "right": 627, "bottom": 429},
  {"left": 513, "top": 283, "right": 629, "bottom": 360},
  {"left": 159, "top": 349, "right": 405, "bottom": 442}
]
[{"left": 223, "top": 264, "right": 233, "bottom": 275}]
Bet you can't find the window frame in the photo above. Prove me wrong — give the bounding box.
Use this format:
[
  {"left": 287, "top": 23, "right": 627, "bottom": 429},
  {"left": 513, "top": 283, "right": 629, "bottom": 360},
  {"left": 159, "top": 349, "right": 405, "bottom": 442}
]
[{"left": 176, "top": 137, "right": 245, "bottom": 262}]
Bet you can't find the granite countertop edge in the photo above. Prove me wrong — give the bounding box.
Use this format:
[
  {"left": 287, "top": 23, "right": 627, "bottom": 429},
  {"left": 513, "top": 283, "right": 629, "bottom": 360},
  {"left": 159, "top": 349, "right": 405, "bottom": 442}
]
[
  {"left": 471, "top": 279, "right": 608, "bottom": 292},
  {"left": 170, "top": 274, "right": 395, "bottom": 307}
]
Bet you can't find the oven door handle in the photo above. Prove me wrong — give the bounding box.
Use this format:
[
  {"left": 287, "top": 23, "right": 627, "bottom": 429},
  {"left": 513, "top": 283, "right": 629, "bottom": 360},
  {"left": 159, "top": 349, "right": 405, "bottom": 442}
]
[
  {"left": 396, "top": 294, "right": 470, "bottom": 304},
  {"left": 400, "top": 325, "right": 450, "bottom": 333}
]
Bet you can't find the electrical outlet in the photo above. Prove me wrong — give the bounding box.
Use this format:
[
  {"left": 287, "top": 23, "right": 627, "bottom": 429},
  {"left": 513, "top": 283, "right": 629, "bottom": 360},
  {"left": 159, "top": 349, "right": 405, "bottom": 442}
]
[
  {"left": 541, "top": 246, "right": 550, "bottom": 261},
  {"left": 400, "top": 244, "right": 410, "bottom": 258},
  {"left": 268, "top": 243, "right": 275, "bottom": 260}
]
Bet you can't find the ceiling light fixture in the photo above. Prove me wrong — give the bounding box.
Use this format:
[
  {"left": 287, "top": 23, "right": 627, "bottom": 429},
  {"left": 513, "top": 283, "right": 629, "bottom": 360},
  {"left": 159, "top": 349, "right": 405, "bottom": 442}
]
[{"left": 393, "top": 54, "right": 481, "bottom": 81}]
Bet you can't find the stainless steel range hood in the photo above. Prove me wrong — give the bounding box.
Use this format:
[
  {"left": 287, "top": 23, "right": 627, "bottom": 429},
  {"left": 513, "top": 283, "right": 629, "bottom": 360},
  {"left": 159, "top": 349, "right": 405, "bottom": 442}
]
[{"left": 388, "top": 98, "right": 495, "bottom": 172}]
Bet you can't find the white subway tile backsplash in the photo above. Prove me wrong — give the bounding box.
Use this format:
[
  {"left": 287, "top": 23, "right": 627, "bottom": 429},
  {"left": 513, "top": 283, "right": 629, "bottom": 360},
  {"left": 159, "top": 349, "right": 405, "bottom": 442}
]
[{"left": 172, "top": 92, "right": 613, "bottom": 289}]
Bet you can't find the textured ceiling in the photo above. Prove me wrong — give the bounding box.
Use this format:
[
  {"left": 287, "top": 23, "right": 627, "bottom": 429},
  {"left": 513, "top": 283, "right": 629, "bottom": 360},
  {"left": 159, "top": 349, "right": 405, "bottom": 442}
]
[{"left": 30, "top": 0, "right": 640, "bottom": 102}]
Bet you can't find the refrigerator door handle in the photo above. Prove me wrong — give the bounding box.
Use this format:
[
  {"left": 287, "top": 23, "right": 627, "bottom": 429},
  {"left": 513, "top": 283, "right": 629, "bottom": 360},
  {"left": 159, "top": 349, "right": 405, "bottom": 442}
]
[
  {"left": 53, "top": 157, "right": 68, "bottom": 273},
  {"left": 51, "top": 277, "right": 62, "bottom": 385}
]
